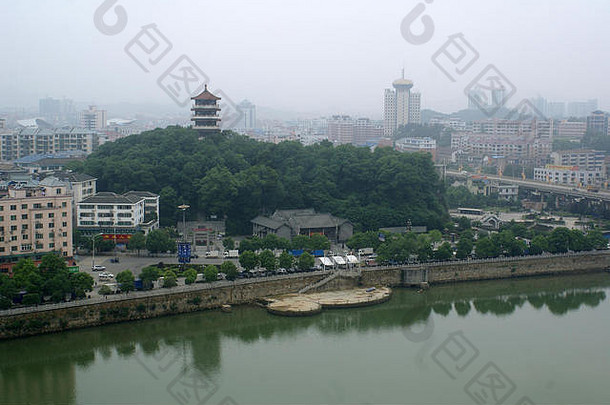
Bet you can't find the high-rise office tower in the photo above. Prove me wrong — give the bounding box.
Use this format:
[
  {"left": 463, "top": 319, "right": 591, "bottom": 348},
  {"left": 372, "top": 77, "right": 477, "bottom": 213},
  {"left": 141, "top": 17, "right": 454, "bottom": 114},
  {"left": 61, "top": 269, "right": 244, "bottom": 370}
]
[{"left": 383, "top": 70, "right": 421, "bottom": 137}]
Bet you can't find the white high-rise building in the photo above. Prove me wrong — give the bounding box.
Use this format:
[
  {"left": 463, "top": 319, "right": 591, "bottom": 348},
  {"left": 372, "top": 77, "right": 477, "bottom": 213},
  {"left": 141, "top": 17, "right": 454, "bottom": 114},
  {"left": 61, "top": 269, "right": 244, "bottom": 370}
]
[
  {"left": 383, "top": 89, "right": 396, "bottom": 137},
  {"left": 383, "top": 71, "right": 421, "bottom": 137},
  {"left": 409, "top": 92, "right": 421, "bottom": 124}
]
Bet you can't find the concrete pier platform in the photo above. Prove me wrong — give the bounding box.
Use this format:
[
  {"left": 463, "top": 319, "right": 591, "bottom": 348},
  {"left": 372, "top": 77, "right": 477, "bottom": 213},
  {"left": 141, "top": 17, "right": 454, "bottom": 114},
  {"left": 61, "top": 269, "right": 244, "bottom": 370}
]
[{"left": 267, "top": 287, "right": 392, "bottom": 316}]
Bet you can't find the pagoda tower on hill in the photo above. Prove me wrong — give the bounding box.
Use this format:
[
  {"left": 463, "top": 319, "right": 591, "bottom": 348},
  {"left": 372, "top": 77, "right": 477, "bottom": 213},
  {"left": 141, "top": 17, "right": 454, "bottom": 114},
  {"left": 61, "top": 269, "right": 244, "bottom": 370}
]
[{"left": 190, "top": 84, "right": 221, "bottom": 136}]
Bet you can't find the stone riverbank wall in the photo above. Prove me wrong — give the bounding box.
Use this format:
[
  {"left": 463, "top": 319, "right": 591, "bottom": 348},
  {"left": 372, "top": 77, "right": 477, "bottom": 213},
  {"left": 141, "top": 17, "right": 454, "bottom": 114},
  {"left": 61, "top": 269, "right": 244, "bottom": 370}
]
[
  {"left": 0, "top": 273, "right": 330, "bottom": 340},
  {"left": 1, "top": 251, "right": 609, "bottom": 339},
  {"left": 360, "top": 250, "right": 610, "bottom": 286}
]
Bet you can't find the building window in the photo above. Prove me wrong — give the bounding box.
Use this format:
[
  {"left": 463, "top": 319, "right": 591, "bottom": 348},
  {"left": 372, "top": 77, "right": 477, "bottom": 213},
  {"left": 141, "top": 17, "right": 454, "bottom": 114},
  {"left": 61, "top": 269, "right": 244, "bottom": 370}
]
[
  {"left": 62, "top": 202, "right": 67, "bottom": 208},
  {"left": 10, "top": 205, "right": 16, "bottom": 211},
  {"left": 0, "top": 216, "right": 3, "bottom": 222},
  {"left": 62, "top": 222, "right": 67, "bottom": 227},
  {"left": 0, "top": 206, "right": 3, "bottom": 211},
  {"left": 62, "top": 212, "right": 67, "bottom": 217},
  {"left": 21, "top": 214, "right": 28, "bottom": 220},
  {"left": 21, "top": 224, "right": 27, "bottom": 230},
  {"left": 11, "top": 246, "right": 17, "bottom": 252},
  {"left": 35, "top": 234, "right": 43, "bottom": 240},
  {"left": 33, "top": 203, "right": 42, "bottom": 209},
  {"left": 10, "top": 225, "right": 17, "bottom": 231},
  {"left": 49, "top": 223, "right": 55, "bottom": 228},
  {"left": 49, "top": 243, "right": 55, "bottom": 249},
  {"left": 35, "top": 223, "right": 43, "bottom": 229},
  {"left": 47, "top": 203, "right": 53, "bottom": 208},
  {"left": 0, "top": 247, "right": 4, "bottom": 252},
  {"left": 62, "top": 232, "right": 68, "bottom": 237},
  {"left": 63, "top": 241, "right": 68, "bottom": 247},
  {"left": 21, "top": 204, "right": 27, "bottom": 209},
  {"left": 56, "top": 188, "right": 62, "bottom": 195},
  {"left": 49, "top": 213, "right": 54, "bottom": 218},
  {"left": 10, "top": 215, "right": 16, "bottom": 221},
  {"left": 11, "top": 236, "right": 17, "bottom": 241},
  {"left": 35, "top": 213, "right": 43, "bottom": 219},
  {"left": 22, "top": 234, "right": 28, "bottom": 240},
  {"left": 48, "top": 232, "right": 55, "bottom": 238}
]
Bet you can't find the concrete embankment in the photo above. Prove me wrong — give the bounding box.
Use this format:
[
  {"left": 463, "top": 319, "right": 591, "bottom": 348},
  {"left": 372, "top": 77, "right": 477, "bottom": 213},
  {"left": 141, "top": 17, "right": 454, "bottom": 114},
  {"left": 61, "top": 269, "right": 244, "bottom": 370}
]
[
  {"left": 0, "top": 251, "right": 608, "bottom": 339},
  {"left": 360, "top": 250, "right": 610, "bottom": 287}
]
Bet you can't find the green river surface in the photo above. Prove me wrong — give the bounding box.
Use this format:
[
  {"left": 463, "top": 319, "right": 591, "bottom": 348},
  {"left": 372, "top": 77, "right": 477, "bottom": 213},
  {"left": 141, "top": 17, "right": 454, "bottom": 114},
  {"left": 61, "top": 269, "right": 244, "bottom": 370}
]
[{"left": 1, "top": 273, "right": 610, "bottom": 405}]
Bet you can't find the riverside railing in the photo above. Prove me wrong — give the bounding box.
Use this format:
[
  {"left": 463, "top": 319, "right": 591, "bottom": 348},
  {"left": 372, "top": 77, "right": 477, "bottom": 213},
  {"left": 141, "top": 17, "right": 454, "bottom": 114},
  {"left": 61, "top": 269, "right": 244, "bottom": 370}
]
[
  {"left": 0, "top": 270, "right": 332, "bottom": 317},
  {"left": 2, "top": 250, "right": 608, "bottom": 316}
]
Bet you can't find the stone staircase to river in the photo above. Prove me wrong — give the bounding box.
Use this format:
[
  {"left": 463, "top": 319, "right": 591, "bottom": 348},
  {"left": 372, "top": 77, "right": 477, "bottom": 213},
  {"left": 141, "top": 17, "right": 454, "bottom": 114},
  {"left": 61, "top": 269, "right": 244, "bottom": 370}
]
[{"left": 298, "top": 269, "right": 361, "bottom": 294}]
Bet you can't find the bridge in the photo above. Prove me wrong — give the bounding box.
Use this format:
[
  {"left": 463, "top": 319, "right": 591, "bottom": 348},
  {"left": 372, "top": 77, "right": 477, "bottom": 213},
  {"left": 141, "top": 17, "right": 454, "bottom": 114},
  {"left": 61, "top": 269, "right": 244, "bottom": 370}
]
[{"left": 446, "top": 169, "right": 610, "bottom": 203}]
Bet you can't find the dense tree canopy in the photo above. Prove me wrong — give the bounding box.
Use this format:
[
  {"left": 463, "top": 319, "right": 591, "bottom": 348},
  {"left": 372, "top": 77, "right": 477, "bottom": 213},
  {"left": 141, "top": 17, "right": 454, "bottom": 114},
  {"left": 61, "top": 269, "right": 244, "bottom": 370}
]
[
  {"left": 0, "top": 255, "right": 94, "bottom": 308},
  {"left": 79, "top": 128, "right": 449, "bottom": 234}
]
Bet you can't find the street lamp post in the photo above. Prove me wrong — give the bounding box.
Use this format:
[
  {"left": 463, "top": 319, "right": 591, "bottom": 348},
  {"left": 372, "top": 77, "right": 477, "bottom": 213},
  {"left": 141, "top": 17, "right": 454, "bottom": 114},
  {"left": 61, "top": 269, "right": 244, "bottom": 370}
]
[{"left": 178, "top": 204, "right": 190, "bottom": 242}]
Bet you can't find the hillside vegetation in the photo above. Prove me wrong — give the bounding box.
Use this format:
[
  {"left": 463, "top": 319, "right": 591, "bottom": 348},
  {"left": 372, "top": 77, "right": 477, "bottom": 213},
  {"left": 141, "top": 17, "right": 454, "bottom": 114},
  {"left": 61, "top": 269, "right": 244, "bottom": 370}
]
[{"left": 77, "top": 128, "right": 448, "bottom": 234}]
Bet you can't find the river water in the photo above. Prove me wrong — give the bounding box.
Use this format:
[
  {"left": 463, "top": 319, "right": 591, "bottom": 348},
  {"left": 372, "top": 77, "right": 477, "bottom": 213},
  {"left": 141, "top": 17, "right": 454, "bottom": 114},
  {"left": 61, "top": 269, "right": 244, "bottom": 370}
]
[{"left": 1, "top": 273, "right": 609, "bottom": 405}]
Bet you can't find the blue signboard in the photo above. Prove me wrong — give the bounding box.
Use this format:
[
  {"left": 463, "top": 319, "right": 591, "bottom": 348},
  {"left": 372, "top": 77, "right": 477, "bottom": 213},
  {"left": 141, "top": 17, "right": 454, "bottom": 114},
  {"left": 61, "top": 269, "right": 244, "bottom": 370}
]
[{"left": 178, "top": 242, "right": 191, "bottom": 263}]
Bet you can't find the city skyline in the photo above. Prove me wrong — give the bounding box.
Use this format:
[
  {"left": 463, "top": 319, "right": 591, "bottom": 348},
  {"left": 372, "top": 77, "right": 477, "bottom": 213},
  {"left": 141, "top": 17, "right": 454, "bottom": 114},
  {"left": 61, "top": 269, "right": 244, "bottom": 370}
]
[{"left": 1, "top": 1, "right": 610, "bottom": 118}]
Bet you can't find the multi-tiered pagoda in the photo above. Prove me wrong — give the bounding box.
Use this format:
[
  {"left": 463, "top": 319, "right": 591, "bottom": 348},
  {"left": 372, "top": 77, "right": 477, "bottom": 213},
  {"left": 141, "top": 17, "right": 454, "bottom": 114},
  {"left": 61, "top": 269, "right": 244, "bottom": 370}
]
[{"left": 190, "top": 84, "right": 221, "bottom": 136}]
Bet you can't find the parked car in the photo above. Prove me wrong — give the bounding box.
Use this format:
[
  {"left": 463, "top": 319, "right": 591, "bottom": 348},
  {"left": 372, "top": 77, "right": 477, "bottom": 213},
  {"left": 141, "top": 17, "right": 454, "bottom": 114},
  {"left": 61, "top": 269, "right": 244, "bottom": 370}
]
[{"left": 92, "top": 265, "right": 106, "bottom": 271}]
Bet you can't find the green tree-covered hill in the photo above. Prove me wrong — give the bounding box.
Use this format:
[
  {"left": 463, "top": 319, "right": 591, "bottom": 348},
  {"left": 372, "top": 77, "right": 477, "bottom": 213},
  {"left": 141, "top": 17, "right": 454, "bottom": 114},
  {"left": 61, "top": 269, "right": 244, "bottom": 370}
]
[{"left": 77, "top": 127, "right": 448, "bottom": 234}]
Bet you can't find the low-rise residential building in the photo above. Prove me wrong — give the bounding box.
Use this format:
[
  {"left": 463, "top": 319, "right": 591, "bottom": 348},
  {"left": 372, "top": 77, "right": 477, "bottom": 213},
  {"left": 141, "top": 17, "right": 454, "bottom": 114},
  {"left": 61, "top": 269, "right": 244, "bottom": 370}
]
[
  {"left": 123, "top": 191, "right": 160, "bottom": 224},
  {"left": 550, "top": 150, "right": 606, "bottom": 172},
  {"left": 493, "top": 184, "right": 519, "bottom": 201},
  {"left": 76, "top": 191, "right": 159, "bottom": 244},
  {"left": 534, "top": 165, "right": 605, "bottom": 186},
  {"left": 13, "top": 151, "right": 88, "bottom": 174},
  {"left": 251, "top": 209, "right": 353, "bottom": 242},
  {"left": 328, "top": 115, "right": 383, "bottom": 145},
  {"left": 586, "top": 110, "right": 609, "bottom": 136},
  {"left": 451, "top": 132, "right": 550, "bottom": 165},
  {"left": 0, "top": 178, "right": 73, "bottom": 273},
  {"left": 395, "top": 137, "right": 437, "bottom": 158},
  {"left": 556, "top": 120, "right": 587, "bottom": 139},
  {"left": 0, "top": 127, "right": 98, "bottom": 161}
]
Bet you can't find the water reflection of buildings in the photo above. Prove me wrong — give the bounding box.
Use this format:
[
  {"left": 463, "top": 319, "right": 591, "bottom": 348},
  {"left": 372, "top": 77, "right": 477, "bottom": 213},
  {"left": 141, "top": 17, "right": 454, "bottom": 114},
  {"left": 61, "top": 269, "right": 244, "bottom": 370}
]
[
  {"left": 0, "top": 354, "right": 77, "bottom": 404},
  {"left": 0, "top": 274, "right": 608, "bottom": 404}
]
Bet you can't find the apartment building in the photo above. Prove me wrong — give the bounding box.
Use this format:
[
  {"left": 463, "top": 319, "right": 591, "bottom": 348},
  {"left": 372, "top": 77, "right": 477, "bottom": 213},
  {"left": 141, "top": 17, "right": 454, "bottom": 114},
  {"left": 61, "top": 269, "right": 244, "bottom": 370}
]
[
  {"left": 0, "top": 178, "right": 73, "bottom": 273},
  {"left": 395, "top": 137, "right": 437, "bottom": 158},
  {"left": 534, "top": 165, "right": 604, "bottom": 186},
  {"left": 77, "top": 191, "right": 159, "bottom": 243},
  {"left": 550, "top": 150, "right": 606, "bottom": 172},
  {"left": 0, "top": 127, "right": 98, "bottom": 161},
  {"left": 556, "top": 120, "right": 587, "bottom": 139}
]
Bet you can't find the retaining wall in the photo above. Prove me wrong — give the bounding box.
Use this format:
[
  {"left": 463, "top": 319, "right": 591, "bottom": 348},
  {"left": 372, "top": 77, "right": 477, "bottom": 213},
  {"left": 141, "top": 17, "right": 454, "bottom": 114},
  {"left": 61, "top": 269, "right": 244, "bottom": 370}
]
[
  {"left": 0, "top": 273, "right": 327, "bottom": 340},
  {"left": 1, "top": 251, "right": 609, "bottom": 339}
]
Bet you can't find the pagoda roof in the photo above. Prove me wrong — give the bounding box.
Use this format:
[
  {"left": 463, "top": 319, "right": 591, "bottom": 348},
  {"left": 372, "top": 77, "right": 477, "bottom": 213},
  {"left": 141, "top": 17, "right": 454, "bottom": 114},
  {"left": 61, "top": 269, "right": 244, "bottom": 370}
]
[{"left": 191, "top": 84, "right": 221, "bottom": 101}]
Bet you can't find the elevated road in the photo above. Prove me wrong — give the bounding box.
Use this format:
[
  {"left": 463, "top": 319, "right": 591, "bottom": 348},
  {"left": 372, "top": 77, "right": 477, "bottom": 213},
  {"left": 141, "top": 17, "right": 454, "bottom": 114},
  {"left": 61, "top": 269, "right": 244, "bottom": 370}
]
[{"left": 446, "top": 170, "right": 610, "bottom": 203}]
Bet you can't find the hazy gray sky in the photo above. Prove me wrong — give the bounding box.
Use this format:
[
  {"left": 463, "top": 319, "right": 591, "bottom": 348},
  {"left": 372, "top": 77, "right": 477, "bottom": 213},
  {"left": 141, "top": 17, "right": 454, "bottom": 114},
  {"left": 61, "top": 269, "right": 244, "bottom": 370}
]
[{"left": 2, "top": 0, "right": 609, "bottom": 117}]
